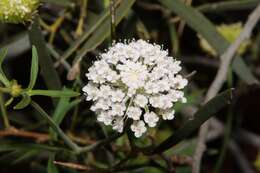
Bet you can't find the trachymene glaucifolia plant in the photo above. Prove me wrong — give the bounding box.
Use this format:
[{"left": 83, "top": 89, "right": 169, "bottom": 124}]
[{"left": 0, "top": 0, "right": 259, "bottom": 173}]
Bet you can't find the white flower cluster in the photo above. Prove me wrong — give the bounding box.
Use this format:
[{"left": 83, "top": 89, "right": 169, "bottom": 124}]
[{"left": 83, "top": 39, "right": 188, "bottom": 137}]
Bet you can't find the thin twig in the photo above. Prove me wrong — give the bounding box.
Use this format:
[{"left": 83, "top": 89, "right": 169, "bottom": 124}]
[
  {"left": 75, "top": 0, "right": 88, "bottom": 38},
  {"left": 46, "top": 44, "right": 71, "bottom": 71},
  {"left": 67, "top": 131, "right": 96, "bottom": 145},
  {"left": 0, "top": 127, "right": 49, "bottom": 142},
  {"left": 171, "top": 155, "right": 193, "bottom": 166},
  {"left": 192, "top": 4, "right": 260, "bottom": 173},
  {"left": 237, "top": 129, "right": 260, "bottom": 148}
]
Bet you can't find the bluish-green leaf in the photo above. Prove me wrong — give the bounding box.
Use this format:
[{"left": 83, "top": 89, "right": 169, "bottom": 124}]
[
  {"left": 151, "top": 89, "right": 233, "bottom": 154},
  {"left": 27, "top": 46, "right": 39, "bottom": 90}
]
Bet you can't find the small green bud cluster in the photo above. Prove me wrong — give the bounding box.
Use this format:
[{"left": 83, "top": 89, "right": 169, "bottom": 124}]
[{"left": 0, "top": 0, "right": 39, "bottom": 24}]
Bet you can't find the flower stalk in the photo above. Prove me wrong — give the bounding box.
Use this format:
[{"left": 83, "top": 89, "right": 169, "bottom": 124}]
[
  {"left": 30, "top": 101, "right": 81, "bottom": 152},
  {"left": 0, "top": 93, "right": 10, "bottom": 128}
]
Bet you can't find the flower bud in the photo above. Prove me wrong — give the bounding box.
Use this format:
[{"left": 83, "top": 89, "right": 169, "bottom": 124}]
[
  {"left": 10, "top": 81, "right": 22, "bottom": 97},
  {"left": 0, "top": 0, "right": 40, "bottom": 24}
]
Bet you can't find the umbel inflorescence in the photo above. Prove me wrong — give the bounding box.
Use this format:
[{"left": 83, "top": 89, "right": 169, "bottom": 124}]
[
  {"left": 0, "top": 0, "right": 39, "bottom": 24},
  {"left": 83, "top": 39, "right": 188, "bottom": 137}
]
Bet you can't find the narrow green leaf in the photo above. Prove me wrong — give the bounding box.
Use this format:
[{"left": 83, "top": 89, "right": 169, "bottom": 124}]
[
  {"left": 28, "top": 18, "right": 61, "bottom": 91},
  {"left": 197, "top": 0, "right": 259, "bottom": 13},
  {"left": 152, "top": 89, "right": 233, "bottom": 154},
  {"left": 13, "top": 94, "right": 31, "bottom": 110},
  {"left": 0, "top": 48, "right": 10, "bottom": 87},
  {"left": 12, "top": 150, "right": 40, "bottom": 164},
  {"left": 27, "top": 46, "right": 39, "bottom": 90},
  {"left": 53, "top": 99, "right": 81, "bottom": 125},
  {"left": 50, "top": 96, "right": 70, "bottom": 140},
  {"left": 52, "top": 92, "right": 70, "bottom": 124},
  {"left": 28, "top": 90, "right": 80, "bottom": 97},
  {"left": 50, "top": 88, "right": 81, "bottom": 140},
  {"left": 159, "top": 0, "right": 258, "bottom": 84},
  {"left": 232, "top": 57, "right": 259, "bottom": 85},
  {"left": 48, "top": 155, "right": 59, "bottom": 173},
  {"left": 169, "top": 22, "right": 179, "bottom": 55},
  {"left": 5, "top": 97, "right": 14, "bottom": 107}
]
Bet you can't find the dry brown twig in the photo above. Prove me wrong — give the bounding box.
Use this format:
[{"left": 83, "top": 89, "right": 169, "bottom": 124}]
[
  {"left": 192, "top": 4, "right": 260, "bottom": 173},
  {"left": 54, "top": 161, "right": 90, "bottom": 171},
  {"left": 0, "top": 127, "right": 49, "bottom": 142},
  {"left": 171, "top": 155, "right": 193, "bottom": 166}
]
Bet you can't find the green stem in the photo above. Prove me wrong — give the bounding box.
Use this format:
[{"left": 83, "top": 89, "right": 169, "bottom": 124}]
[
  {"left": 0, "top": 93, "right": 10, "bottom": 128},
  {"left": 76, "top": 133, "right": 123, "bottom": 154},
  {"left": 27, "top": 89, "right": 79, "bottom": 97},
  {"left": 30, "top": 101, "right": 80, "bottom": 152},
  {"left": 214, "top": 108, "right": 233, "bottom": 173}
]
